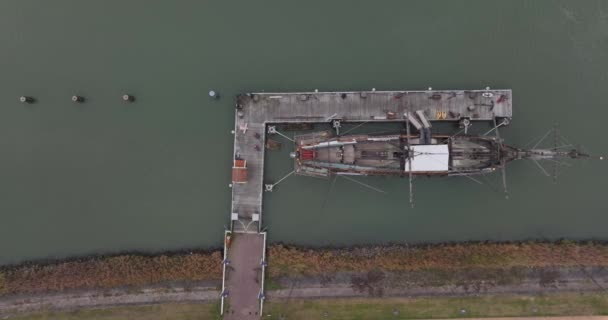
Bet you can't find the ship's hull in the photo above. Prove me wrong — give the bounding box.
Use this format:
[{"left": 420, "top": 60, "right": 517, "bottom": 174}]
[{"left": 293, "top": 131, "right": 509, "bottom": 178}]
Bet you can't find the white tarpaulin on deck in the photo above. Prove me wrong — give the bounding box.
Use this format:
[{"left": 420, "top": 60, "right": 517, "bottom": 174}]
[{"left": 405, "top": 144, "right": 449, "bottom": 172}]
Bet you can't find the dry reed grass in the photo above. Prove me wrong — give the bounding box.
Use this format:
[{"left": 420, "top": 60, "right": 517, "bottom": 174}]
[
  {"left": 267, "top": 241, "right": 608, "bottom": 278},
  {"left": 2, "top": 241, "right": 607, "bottom": 296},
  {"left": 0, "top": 251, "right": 222, "bottom": 295}
]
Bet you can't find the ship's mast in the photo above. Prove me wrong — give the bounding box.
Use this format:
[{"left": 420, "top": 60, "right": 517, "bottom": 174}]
[
  {"left": 405, "top": 111, "right": 414, "bottom": 208},
  {"left": 493, "top": 117, "right": 509, "bottom": 199},
  {"left": 506, "top": 125, "right": 597, "bottom": 181},
  {"left": 552, "top": 123, "right": 559, "bottom": 182},
  {"left": 517, "top": 126, "right": 589, "bottom": 161}
]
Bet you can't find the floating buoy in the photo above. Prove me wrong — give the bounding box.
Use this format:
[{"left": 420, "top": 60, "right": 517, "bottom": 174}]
[
  {"left": 226, "top": 234, "right": 232, "bottom": 247},
  {"left": 71, "top": 95, "right": 84, "bottom": 103},
  {"left": 122, "top": 94, "right": 134, "bottom": 102},
  {"left": 209, "top": 90, "right": 219, "bottom": 99},
  {"left": 19, "top": 96, "right": 34, "bottom": 103}
]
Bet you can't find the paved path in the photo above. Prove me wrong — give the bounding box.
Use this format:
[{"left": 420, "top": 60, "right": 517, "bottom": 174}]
[{"left": 224, "top": 233, "right": 265, "bottom": 320}]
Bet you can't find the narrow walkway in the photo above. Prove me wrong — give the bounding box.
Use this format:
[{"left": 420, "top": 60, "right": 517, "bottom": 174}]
[{"left": 223, "top": 233, "right": 265, "bottom": 320}]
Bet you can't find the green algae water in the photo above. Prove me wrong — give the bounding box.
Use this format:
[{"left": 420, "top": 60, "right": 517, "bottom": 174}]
[{"left": 1, "top": 0, "right": 607, "bottom": 264}]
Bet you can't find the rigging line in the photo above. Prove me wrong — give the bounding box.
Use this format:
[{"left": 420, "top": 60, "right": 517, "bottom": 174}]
[
  {"left": 361, "top": 130, "right": 397, "bottom": 136},
  {"left": 553, "top": 144, "right": 573, "bottom": 149},
  {"left": 482, "top": 119, "right": 508, "bottom": 136},
  {"left": 552, "top": 160, "right": 559, "bottom": 183},
  {"left": 542, "top": 158, "right": 573, "bottom": 167},
  {"left": 448, "top": 127, "right": 466, "bottom": 140},
  {"left": 493, "top": 117, "right": 502, "bottom": 142},
  {"left": 463, "top": 174, "right": 483, "bottom": 185},
  {"left": 339, "top": 174, "right": 387, "bottom": 194},
  {"left": 523, "top": 130, "right": 551, "bottom": 149},
  {"left": 532, "top": 159, "right": 550, "bottom": 177},
  {"left": 449, "top": 172, "right": 484, "bottom": 185},
  {"left": 558, "top": 136, "right": 571, "bottom": 147},
  {"left": 341, "top": 121, "right": 370, "bottom": 135},
  {"left": 532, "top": 129, "right": 554, "bottom": 149},
  {"left": 272, "top": 170, "right": 294, "bottom": 187},
  {"left": 558, "top": 133, "right": 573, "bottom": 147},
  {"left": 553, "top": 123, "right": 559, "bottom": 151},
  {"left": 274, "top": 130, "right": 295, "bottom": 142},
  {"left": 445, "top": 162, "right": 484, "bottom": 186}
]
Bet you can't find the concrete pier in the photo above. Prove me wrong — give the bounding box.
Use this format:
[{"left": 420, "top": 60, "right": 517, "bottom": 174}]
[{"left": 223, "top": 88, "right": 512, "bottom": 317}]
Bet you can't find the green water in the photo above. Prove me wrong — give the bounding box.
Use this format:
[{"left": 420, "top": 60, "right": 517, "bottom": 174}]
[{"left": 1, "top": 0, "right": 607, "bottom": 265}]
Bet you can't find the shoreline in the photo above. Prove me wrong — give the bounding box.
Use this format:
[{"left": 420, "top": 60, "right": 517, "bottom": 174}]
[
  {"left": 4, "top": 239, "right": 607, "bottom": 272},
  {"left": 0, "top": 246, "right": 223, "bottom": 270},
  {"left": 2, "top": 240, "right": 608, "bottom": 315}
]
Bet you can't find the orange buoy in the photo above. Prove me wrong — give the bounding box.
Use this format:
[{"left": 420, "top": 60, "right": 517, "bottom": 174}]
[{"left": 226, "top": 234, "right": 232, "bottom": 248}]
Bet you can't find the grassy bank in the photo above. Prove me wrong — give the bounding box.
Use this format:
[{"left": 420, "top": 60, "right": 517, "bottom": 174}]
[
  {"left": 10, "top": 302, "right": 220, "bottom": 320},
  {"left": 1, "top": 241, "right": 608, "bottom": 296},
  {"left": 8, "top": 293, "right": 608, "bottom": 319},
  {"left": 265, "top": 293, "right": 608, "bottom": 319}
]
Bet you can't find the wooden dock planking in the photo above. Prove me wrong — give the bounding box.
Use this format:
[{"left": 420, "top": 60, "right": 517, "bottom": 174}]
[
  {"left": 231, "top": 117, "right": 264, "bottom": 233},
  {"left": 239, "top": 90, "right": 510, "bottom": 123}
]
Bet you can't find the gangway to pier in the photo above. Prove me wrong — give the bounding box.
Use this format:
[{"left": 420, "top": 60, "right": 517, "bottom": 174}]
[{"left": 222, "top": 232, "right": 266, "bottom": 320}]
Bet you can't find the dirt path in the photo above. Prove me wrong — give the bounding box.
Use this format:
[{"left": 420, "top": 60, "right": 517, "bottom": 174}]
[
  {"left": 2, "top": 266, "right": 607, "bottom": 317},
  {"left": 268, "top": 266, "right": 608, "bottom": 300},
  {"left": 0, "top": 286, "right": 219, "bottom": 316}
]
